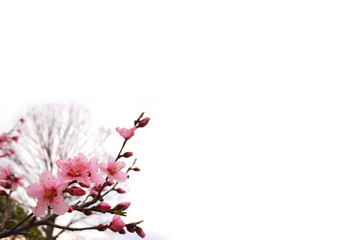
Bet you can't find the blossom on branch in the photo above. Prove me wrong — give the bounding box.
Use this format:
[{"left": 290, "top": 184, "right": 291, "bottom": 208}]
[
  {"left": 116, "top": 127, "right": 136, "bottom": 140},
  {"left": 99, "top": 156, "right": 128, "bottom": 182},
  {"left": 0, "top": 165, "right": 24, "bottom": 190},
  {"left": 27, "top": 170, "right": 69, "bottom": 217}
]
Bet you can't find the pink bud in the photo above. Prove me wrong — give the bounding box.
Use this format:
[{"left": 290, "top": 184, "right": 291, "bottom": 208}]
[
  {"left": 116, "top": 188, "right": 126, "bottom": 194},
  {"left": 68, "top": 207, "right": 73, "bottom": 213},
  {"left": 113, "top": 202, "right": 131, "bottom": 211},
  {"left": 122, "top": 152, "right": 133, "bottom": 158},
  {"left": 67, "top": 187, "right": 86, "bottom": 196},
  {"left": 138, "top": 117, "right": 150, "bottom": 128},
  {"left": 20, "top": 118, "right": 25, "bottom": 124},
  {"left": 109, "top": 215, "right": 125, "bottom": 232},
  {"left": 135, "top": 226, "right": 146, "bottom": 238},
  {"left": 95, "top": 202, "right": 111, "bottom": 212}
]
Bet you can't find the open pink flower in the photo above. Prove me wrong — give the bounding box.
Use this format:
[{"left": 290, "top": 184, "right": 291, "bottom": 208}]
[
  {"left": 109, "top": 215, "right": 125, "bottom": 232},
  {"left": 99, "top": 156, "right": 127, "bottom": 182},
  {"left": 27, "top": 170, "right": 69, "bottom": 217},
  {"left": 116, "top": 127, "right": 136, "bottom": 140},
  {"left": 56, "top": 153, "right": 91, "bottom": 185}
]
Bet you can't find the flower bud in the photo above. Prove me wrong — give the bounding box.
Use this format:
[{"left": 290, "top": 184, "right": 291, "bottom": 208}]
[
  {"left": 109, "top": 215, "right": 125, "bottom": 232},
  {"left": 138, "top": 117, "right": 150, "bottom": 128},
  {"left": 94, "top": 202, "right": 111, "bottom": 212},
  {"left": 116, "top": 188, "right": 126, "bottom": 194},
  {"left": 119, "top": 229, "right": 126, "bottom": 234},
  {"left": 79, "top": 182, "right": 90, "bottom": 188},
  {"left": 84, "top": 209, "right": 93, "bottom": 216},
  {"left": 122, "top": 152, "right": 133, "bottom": 158},
  {"left": 20, "top": 118, "right": 25, "bottom": 124},
  {"left": 12, "top": 136, "right": 19, "bottom": 142},
  {"left": 132, "top": 167, "right": 140, "bottom": 172},
  {"left": 67, "top": 207, "right": 73, "bottom": 213},
  {"left": 126, "top": 224, "right": 136, "bottom": 233},
  {"left": 67, "top": 187, "right": 86, "bottom": 196},
  {"left": 97, "top": 224, "right": 108, "bottom": 231},
  {"left": 113, "top": 202, "right": 131, "bottom": 211},
  {"left": 135, "top": 226, "right": 146, "bottom": 238},
  {"left": 0, "top": 181, "right": 11, "bottom": 189}
]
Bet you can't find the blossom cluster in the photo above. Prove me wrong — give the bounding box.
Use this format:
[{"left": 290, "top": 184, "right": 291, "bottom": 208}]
[
  {"left": 24, "top": 115, "right": 150, "bottom": 238},
  {"left": 0, "top": 118, "right": 24, "bottom": 158}
]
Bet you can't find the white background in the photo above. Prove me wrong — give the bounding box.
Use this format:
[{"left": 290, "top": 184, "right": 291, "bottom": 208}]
[{"left": 1, "top": 1, "right": 339, "bottom": 239}]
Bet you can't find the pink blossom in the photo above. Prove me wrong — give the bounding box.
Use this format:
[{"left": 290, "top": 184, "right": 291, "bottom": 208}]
[
  {"left": 99, "top": 156, "right": 127, "bottom": 183},
  {"left": 116, "top": 127, "right": 136, "bottom": 140},
  {"left": 26, "top": 170, "right": 69, "bottom": 217},
  {"left": 109, "top": 215, "right": 125, "bottom": 232},
  {"left": 0, "top": 165, "right": 24, "bottom": 190},
  {"left": 56, "top": 153, "right": 91, "bottom": 185},
  {"left": 0, "top": 165, "right": 12, "bottom": 181}
]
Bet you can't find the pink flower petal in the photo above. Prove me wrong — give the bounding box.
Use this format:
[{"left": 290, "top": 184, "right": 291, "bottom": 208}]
[
  {"left": 50, "top": 195, "right": 69, "bottom": 215},
  {"left": 33, "top": 198, "right": 50, "bottom": 217},
  {"left": 39, "top": 170, "right": 55, "bottom": 189},
  {"left": 116, "top": 161, "right": 126, "bottom": 170},
  {"left": 107, "top": 156, "right": 115, "bottom": 169},
  {"left": 26, "top": 183, "right": 44, "bottom": 198},
  {"left": 99, "top": 163, "right": 109, "bottom": 175},
  {"left": 114, "top": 171, "right": 128, "bottom": 182},
  {"left": 90, "top": 172, "right": 105, "bottom": 184}
]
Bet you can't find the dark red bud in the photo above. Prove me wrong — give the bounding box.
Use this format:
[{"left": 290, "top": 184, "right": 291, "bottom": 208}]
[
  {"left": 79, "top": 182, "right": 90, "bottom": 188},
  {"left": 106, "top": 181, "right": 113, "bottom": 186},
  {"left": 138, "top": 117, "right": 150, "bottom": 128},
  {"left": 67, "top": 207, "right": 73, "bottom": 213},
  {"left": 135, "top": 226, "right": 146, "bottom": 238},
  {"left": 84, "top": 209, "right": 93, "bottom": 216},
  {"left": 12, "top": 136, "right": 19, "bottom": 142},
  {"left": 119, "top": 229, "right": 126, "bottom": 234},
  {"left": 116, "top": 188, "right": 126, "bottom": 194},
  {"left": 122, "top": 152, "right": 133, "bottom": 158},
  {"left": 126, "top": 224, "right": 136, "bottom": 233},
  {"left": 97, "top": 224, "right": 108, "bottom": 231},
  {"left": 0, "top": 190, "right": 7, "bottom": 196}
]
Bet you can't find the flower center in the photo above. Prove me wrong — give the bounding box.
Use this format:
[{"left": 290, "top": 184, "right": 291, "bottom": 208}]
[
  {"left": 44, "top": 188, "right": 57, "bottom": 200},
  {"left": 108, "top": 166, "right": 117, "bottom": 175}
]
